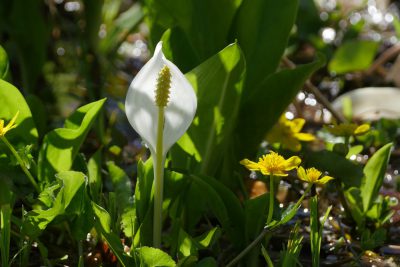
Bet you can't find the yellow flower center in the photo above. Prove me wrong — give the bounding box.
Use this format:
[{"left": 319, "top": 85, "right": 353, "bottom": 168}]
[
  {"left": 306, "top": 167, "right": 322, "bottom": 182},
  {"left": 260, "top": 152, "right": 286, "bottom": 173},
  {"left": 155, "top": 65, "right": 172, "bottom": 107}
]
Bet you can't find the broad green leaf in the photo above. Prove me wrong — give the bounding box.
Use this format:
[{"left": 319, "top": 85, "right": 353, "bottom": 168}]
[
  {"left": 26, "top": 95, "right": 47, "bottom": 138},
  {"left": 361, "top": 143, "right": 392, "bottom": 212},
  {"left": 238, "top": 56, "right": 324, "bottom": 157},
  {"left": 244, "top": 193, "right": 268, "bottom": 242},
  {"left": 161, "top": 28, "right": 200, "bottom": 73},
  {"left": 135, "top": 159, "right": 154, "bottom": 222},
  {"left": 135, "top": 246, "right": 176, "bottom": 267},
  {"left": 0, "top": 79, "right": 38, "bottom": 144},
  {"left": 328, "top": 40, "right": 379, "bottom": 74},
  {"left": 344, "top": 187, "right": 365, "bottom": 229},
  {"left": 306, "top": 149, "right": 364, "bottom": 188},
  {"left": 144, "top": 0, "right": 241, "bottom": 66},
  {"left": 38, "top": 98, "right": 106, "bottom": 182},
  {"left": 187, "top": 175, "right": 241, "bottom": 248},
  {"left": 133, "top": 159, "right": 154, "bottom": 246},
  {"left": 178, "top": 43, "right": 245, "bottom": 176},
  {"left": 107, "top": 161, "right": 132, "bottom": 212},
  {"left": 9, "top": 0, "right": 49, "bottom": 93},
  {"left": 193, "top": 174, "right": 244, "bottom": 247},
  {"left": 22, "top": 171, "right": 86, "bottom": 237},
  {"left": 0, "top": 45, "right": 8, "bottom": 79},
  {"left": 235, "top": 0, "right": 298, "bottom": 92},
  {"left": 92, "top": 202, "right": 112, "bottom": 234},
  {"left": 87, "top": 149, "right": 102, "bottom": 203}
]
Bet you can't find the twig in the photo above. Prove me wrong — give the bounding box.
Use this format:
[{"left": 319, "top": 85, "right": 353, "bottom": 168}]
[
  {"left": 282, "top": 57, "right": 347, "bottom": 123},
  {"left": 366, "top": 43, "right": 400, "bottom": 76}
]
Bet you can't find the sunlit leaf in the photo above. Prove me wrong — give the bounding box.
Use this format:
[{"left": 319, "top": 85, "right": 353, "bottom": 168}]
[
  {"left": 0, "top": 45, "right": 9, "bottom": 79},
  {"left": 135, "top": 246, "right": 176, "bottom": 267},
  {"left": 328, "top": 40, "right": 379, "bottom": 74},
  {"left": 38, "top": 99, "right": 106, "bottom": 182},
  {"left": 0, "top": 79, "right": 38, "bottom": 144},
  {"left": 22, "top": 171, "right": 86, "bottom": 237},
  {"left": 361, "top": 143, "right": 392, "bottom": 212}
]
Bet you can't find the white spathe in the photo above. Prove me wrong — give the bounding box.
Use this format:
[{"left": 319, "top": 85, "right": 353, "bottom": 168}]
[{"left": 125, "top": 41, "right": 197, "bottom": 156}]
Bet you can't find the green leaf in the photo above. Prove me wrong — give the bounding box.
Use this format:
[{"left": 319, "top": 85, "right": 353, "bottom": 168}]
[
  {"left": 22, "top": 171, "right": 86, "bottom": 237},
  {"left": 8, "top": 0, "right": 49, "bottom": 93},
  {"left": 87, "top": 149, "right": 102, "bottom": 203},
  {"left": 344, "top": 187, "right": 365, "bottom": 229},
  {"left": 193, "top": 174, "right": 245, "bottom": 246},
  {"left": 305, "top": 149, "right": 364, "bottom": 188},
  {"left": 135, "top": 246, "right": 176, "bottom": 267},
  {"left": 0, "top": 79, "right": 38, "bottom": 144},
  {"left": 38, "top": 98, "right": 106, "bottom": 182},
  {"left": 235, "top": 0, "right": 299, "bottom": 91},
  {"left": 188, "top": 175, "right": 242, "bottom": 248},
  {"left": 92, "top": 202, "right": 112, "bottom": 234},
  {"left": 195, "top": 227, "right": 221, "bottom": 249},
  {"left": 99, "top": 3, "right": 143, "bottom": 54},
  {"left": 244, "top": 193, "right": 268, "bottom": 242},
  {"left": 238, "top": 55, "right": 324, "bottom": 156},
  {"left": 177, "top": 43, "right": 245, "bottom": 176},
  {"left": 0, "top": 45, "right": 9, "bottom": 79},
  {"left": 145, "top": 0, "right": 241, "bottom": 65},
  {"left": 107, "top": 161, "right": 132, "bottom": 212},
  {"left": 328, "top": 40, "right": 379, "bottom": 74},
  {"left": 1, "top": 204, "right": 12, "bottom": 267},
  {"left": 195, "top": 257, "right": 218, "bottom": 267},
  {"left": 267, "top": 202, "right": 302, "bottom": 230},
  {"left": 361, "top": 143, "right": 392, "bottom": 212}
]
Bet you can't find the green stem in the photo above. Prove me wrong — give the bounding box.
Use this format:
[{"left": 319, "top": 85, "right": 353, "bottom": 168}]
[
  {"left": 0, "top": 136, "right": 39, "bottom": 193},
  {"left": 153, "top": 107, "right": 165, "bottom": 248},
  {"left": 266, "top": 175, "right": 275, "bottom": 224}
]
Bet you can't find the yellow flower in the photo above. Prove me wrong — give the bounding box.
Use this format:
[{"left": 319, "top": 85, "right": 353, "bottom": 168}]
[
  {"left": 324, "top": 123, "right": 370, "bottom": 137},
  {"left": 0, "top": 111, "right": 19, "bottom": 137},
  {"left": 297, "top": 166, "right": 333, "bottom": 185},
  {"left": 267, "top": 115, "right": 315, "bottom": 152},
  {"left": 240, "top": 151, "right": 301, "bottom": 176}
]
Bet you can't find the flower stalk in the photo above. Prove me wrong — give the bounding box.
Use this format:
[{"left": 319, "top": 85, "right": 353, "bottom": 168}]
[
  {"left": 1, "top": 136, "right": 39, "bottom": 193},
  {"left": 125, "top": 42, "right": 197, "bottom": 248}
]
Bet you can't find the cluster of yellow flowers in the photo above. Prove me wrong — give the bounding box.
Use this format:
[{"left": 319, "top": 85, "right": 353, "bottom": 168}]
[{"left": 241, "top": 151, "right": 333, "bottom": 185}]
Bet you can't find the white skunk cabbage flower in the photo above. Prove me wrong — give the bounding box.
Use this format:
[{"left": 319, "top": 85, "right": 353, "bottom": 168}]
[
  {"left": 125, "top": 41, "right": 197, "bottom": 157},
  {"left": 125, "top": 41, "right": 197, "bottom": 247}
]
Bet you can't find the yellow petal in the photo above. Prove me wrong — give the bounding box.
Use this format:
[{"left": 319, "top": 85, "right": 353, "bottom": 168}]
[
  {"left": 290, "top": 118, "right": 305, "bottom": 133},
  {"left": 0, "top": 119, "right": 4, "bottom": 130},
  {"left": 284, "top": 156, "right": 301, "bottom": 171},
  {"left": 294, "top": 132, "right": 315, "bottom": 142},
  {"left": 240, "top": 159, "right": 261, "bottom": 171},
  {"left": 316, "top": 175, "right": 334, "bottom": 185},
  {"left": 297, "top": 166, "right": 309, "bottom": 183},
  {"left": 273, "top": 171, "right": 289, "bottom": 177},
  {"left": 354, "top": 124, "right": 370, "bottom": 136},
  {"left": 259, "top": 168, "right": 272, "bottom": 176},
  {"left": 3, "top": 111, "right": 19, "bottom": 132}
]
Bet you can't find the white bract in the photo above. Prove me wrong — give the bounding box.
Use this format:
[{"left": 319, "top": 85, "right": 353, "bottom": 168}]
[{"left": 125, "top": 41, "right": 197, "bottom": 156}]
